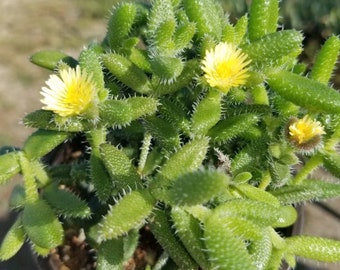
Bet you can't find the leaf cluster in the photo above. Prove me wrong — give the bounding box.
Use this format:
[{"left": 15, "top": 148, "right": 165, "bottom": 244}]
[{"left": 1, "top": 0, "right": 340, "bottom": 269}]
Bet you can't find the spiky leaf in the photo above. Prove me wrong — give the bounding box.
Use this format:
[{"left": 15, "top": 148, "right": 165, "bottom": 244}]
[
  {"left": 102, "top": 53, "right": 152, "bottom": 94},
  {"left": 323, "top": 152, "right": 340, "bottom": 178},
  {"left": 171, "top": 207, "right": 210, "bottom": 269},
  {"left": 90, "top": 152, "right": 113, "bottom": 202},
  {"left": 79, "top": 47, "right": 105, "bottom": 90},
  {"left": 98, "top": 189, "right": 155, "bottom": 241},
  {"left": 0, "top": 217, "right": 25, "bottom": 261},
  {"left": 183, "top": 0, "right": 223, "bottom": 40},
  {"left": 43, "top": 183, "right": 91, "bottom": 218},
  {"left": 241, "top": 30, "right": 303, "bottom": 67},
  {"left": 191, "top": 89, "right": 222, "bottom": 136},
  {"left": 0, "top": 151, "right": 20, "bottom": 185},
  {"left": 270, "top": 179, "right": 340, "bottom": 204},
  {"left": 248, "top": 0, "right": 279, "bottom": 41},
  {"left": 30, "top": 50, "right": 77, "bottom": 70},
  {"left": 158, "top": 137, "right": 209, "bottom": 181},
  {"left": 149, "top": 209, "right": 198, "bottom": 269},
  {"left": 208, "top": 114, "right": 259, "bottom": 143},
  {"left": 23, "top": 129, "right": 69, "bottom": 160},
  {"left": 100, "top": 143, "right": 140, "bottom": 190},
  {"left": 97, "top": 238, "right": 124, "bottom": 270},
  {"left": 204, "top": 213, "right": 257, "bottom": 270},
  {"left": 22, "top": 199, "right": 63, "bottom": 249},
  {"left": 23, "top": 110, "right": 87, "bottom": 131},
  {"left": 168, "top": 170, "right": 229, "bottom": 205},
  {"left": 285, "top": 236, "right": 340, "bottom": 262},
  {"left": 107, "top": 3, "right": 137, "bottom": 52},
  {"left": 310, "top": 35, "right": 340, "bottom": 84},
  {"left": 267, "top": 70, "right": 340, "bottom": 114}
]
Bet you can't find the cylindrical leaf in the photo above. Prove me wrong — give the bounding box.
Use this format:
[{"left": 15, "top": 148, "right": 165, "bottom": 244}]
[
  {"left": 204, "top": 214, "right": 257, "bottom": 270},
  {"left": 0, "top": 217, "right": 25, "bottom": 261},
  {"left": 102, "top": 53, "right": 152, "bottom": 94},
  {"left": 107, "top": 3, "right": 137, "bottom": 51},
  {"left": 310, "top": 35, "right": 340, "bottom": 84},
  {"left": 30, "top": 50, "right": 77, "bottom": 70},
  {"left": 23, "top": 129, "right": 69, "bottom": 160},
  {"left": 168, "top": 170, "right": 229, "bottom": 205},
  {"left": 285, "top": 236, "right": 340, "bottom": 262},
  {"left": 100, "top": 143, "right": 140, "bottom": 190},
  {"left": 98, "top": 189, "right": 155, "bottom": 241},
  {"left": 190, "top": 89, "right": 222, "bottom": 136},
  {"left": 248, "top": 0, "right": 279, "bottom": 41},
  {"left": 0, "top": 152, "right": 20, "bottom": 185},
  {"left": 22, "top": 199, "right": 63, "bottom": 249},
  {"left": 241, "top": 30, "right": 303, "bottom": 67},
  {"left": 267, "top": 70, "right": 340, "bottom": 114}
]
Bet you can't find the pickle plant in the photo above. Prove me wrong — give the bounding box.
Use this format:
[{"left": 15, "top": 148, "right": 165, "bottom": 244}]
[{"left": 1, "top": 0, "right": 340, "bottom": 269}]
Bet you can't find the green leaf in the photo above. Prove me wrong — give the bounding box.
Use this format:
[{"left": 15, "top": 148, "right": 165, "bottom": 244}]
[
  {"left": 22, "top": 199, "right": 63, "bottom": 249},
  {"left": 0, "top": 151, "right": 20, "bottom": 185},
  {"left": 9, "top": 184, "right": 25, "bottom": 210},
  {"left": 107, "top": 3, "right": 137, "bottom": 52},
  {"left": 23, "top": 110, "right": 87, "bottom": 132},
  {"left": 183, "top": 0, "right": 223, "bottom": 40},
  {"left": 213, "top": 199, "right": 297, "bottom": 228},
  {"left": 90, "top": 152, "right": 113, "bottom": 202},
  {"left": 168, "top": 169, "right": 229, "bottom": 205},
  {"left": 98, "top": 189, "right": 155, "bottom": 241},
  {"left": 248, "top": 227, "right": 272, "bottom": 270},
  {"left": 153, "top": 59, "right": 199, "bottom": 95},
  {"left": 171, "top": 207, "right": 210, "bottom": 269},
  {"left": 23, "top": 129, "right": 69, "bottom": 160},
  {"left": 248, "top": 0, "right": 279, "bottom": 41},
  {"left": 99, "top": 97, "right": 158, "bottom": 127},
  {"left": 310, "top": 35, "right": 340, "bottom": 84},
  {"left": 144, "top": 116, "right": 181, "bottom": 152},
  {"left": 241, "top": 30, "right": 303, "bottom": 67},
  {"left": 30, "top": 50, "right": 77, "bottom": 70},
  {"left": 270, "top": 179, "right": 340, "bottom": 204},
  {"left": 102, "top": 53, "right": 152, "bottom": 94},
  {"left": 152, "top": 19, "right": 176, "bottom": 55},
  {"left": 158, "top": 98, "right": 190, "bottom": 134},
  {"left": 323, "top": 152, "right": 340, "bottom": 178},
  {"left": 158, "top": 137, "right": 210, "bottom": 181},
  {"left": 285, "top": 236, "right": 340, "bottom": 262},
  {"left": 150, "top": 56, "right": 183, "bottom": 81},
  {"left": 97, "top": 238, "right": 124, "bottom": 270},
  {"left": 79, "top": 47, "right": 105, "bottom": 90},
  {"left": 208, "top": 114, "right": 259, "bottom": 143},
  {"left": 0, "top": 217, "right": 25, "bottom": 261},
  {"left": 174, "top": 21, "right": 196, "bottom": 51},
  {"left": 234, "top": 184, "right": 280, "bottom": 207},
  {"left": 190, "top": 89, "right": 222, "bottom": 136},
  {"left": 204, "top": 213, "right": 257, "bottom": 270},
  {"left": 43, "top": 183, "right": 91, "bottom": 218},
  {"left": 149, "top": 209, "right": 198, "bottom": 269},
  {"left": 147, "top": 0, "right": 175, "bottom": 42},
  {"left": 100, "top": 143, "right": 141, "bottom": 190},
  {"left": 234, "top": 15, "right": 248, "bottom": 45},
  {"left": 129, "top": 48, "right": 151, "bottom": 73},
  {"left": 267, "top": 70, "right": 340, "bottom": 114}
]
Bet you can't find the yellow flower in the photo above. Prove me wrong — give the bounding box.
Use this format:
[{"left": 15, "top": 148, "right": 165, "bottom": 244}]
[
  {"left": 201, "top": 42, "right": 251, "bottom": 93},
  {"left": 288, "top": 115, "right": 325, "bottom": 145},
  {"left": 40, "top": 66, "right": 97, "bottom": 117}
]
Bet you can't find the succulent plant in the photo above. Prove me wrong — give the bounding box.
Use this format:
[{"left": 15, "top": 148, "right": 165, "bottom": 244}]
[{"left": 1, "top": 0, "right": 340, "bottom": 269}]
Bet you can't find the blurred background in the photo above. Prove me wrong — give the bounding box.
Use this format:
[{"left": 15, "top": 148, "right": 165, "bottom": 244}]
[{"left": 0, "top": 0, "right": 339, "bottom": 269}]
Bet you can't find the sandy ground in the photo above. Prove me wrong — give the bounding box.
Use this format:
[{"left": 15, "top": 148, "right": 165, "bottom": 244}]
[{"left": 0, "top": 1, "right": 339, "bottom": 270}]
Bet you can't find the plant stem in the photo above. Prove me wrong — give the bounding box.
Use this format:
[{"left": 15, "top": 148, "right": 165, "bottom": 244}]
[{"left": 291, "top": 154, "right": 323, "bottom": 185}]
